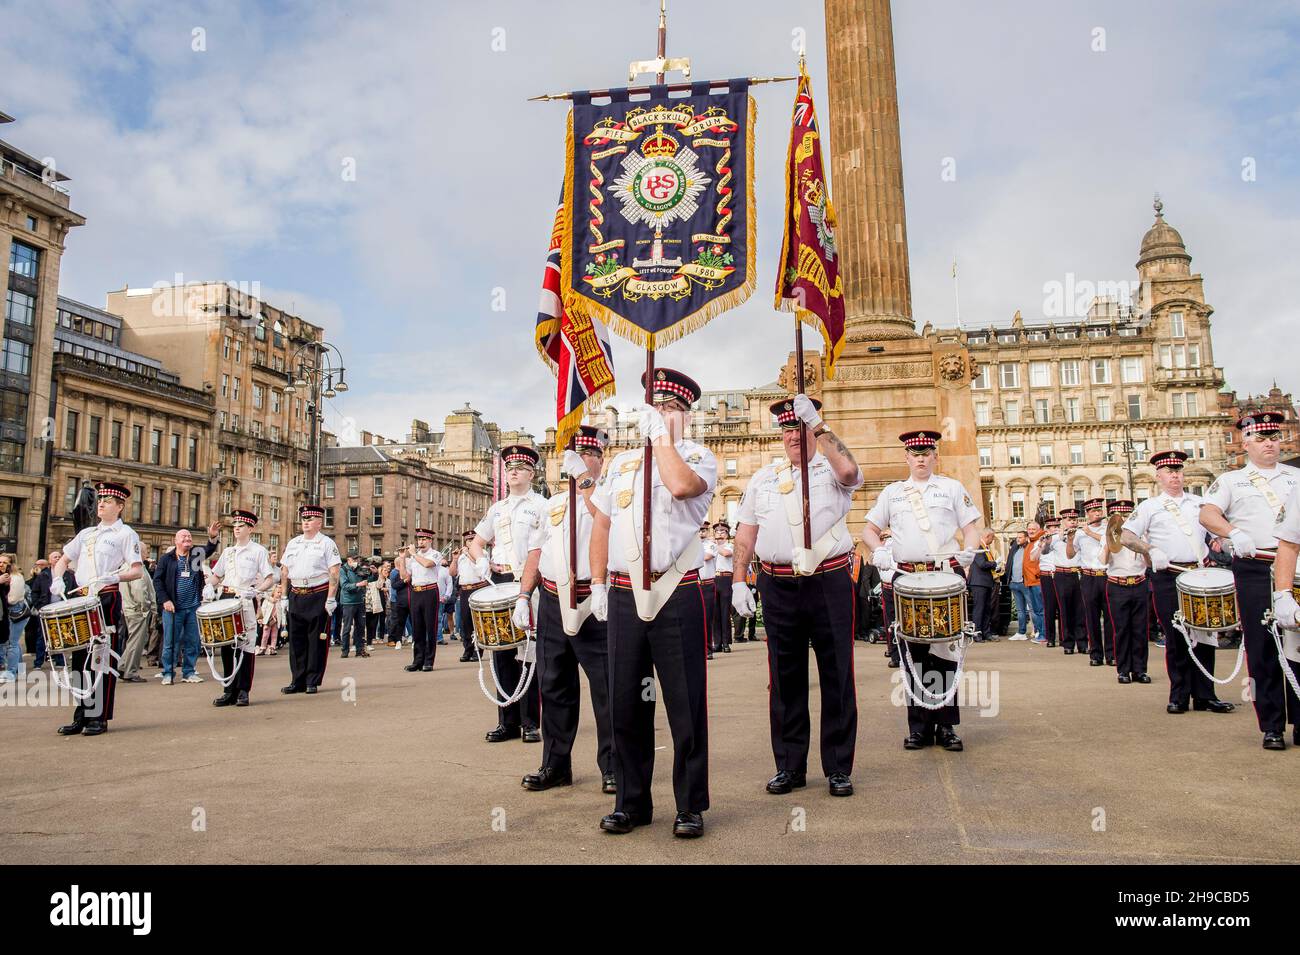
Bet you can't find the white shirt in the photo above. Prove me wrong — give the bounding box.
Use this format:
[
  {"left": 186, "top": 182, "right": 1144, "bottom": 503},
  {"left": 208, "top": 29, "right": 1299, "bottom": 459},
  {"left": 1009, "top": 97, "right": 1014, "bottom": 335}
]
[
  {"left": 213, "top": 540, "right": 274, "bottom": 593},
  {"left": 1048, "top": 529, "right": 1080, "bottom": 569},
  {"left": 699, "top": 538, "right": 717, "bottom": 580},
  {"left": 714, "top": 539, "right": 735, "bottom": 574},
  {"left": 437, "top": 564, "right": 454, "bottom": 598},
  {"left": 408, "top": 547, "right": 443, "bottom": 588},
  {"left": 1106, "top": 541, "right": 1147, "bottom": 577},
  {"left": 475, "top": 492, "right": 546, "bottom": 573},
  {"left": 865, "top": 474, "right": 981, "bottom": 563},
  {"left": 737, "top": 452, "right": 863, "bottom": 564},
  {"left": 538, "top": 490, "right": 595, "bottom": 583},
  {"left": 280, "top": 532, "right": 342, "bottom": 584},
  {"left": 63, "top": 519, "right": 143, "bottom": 588},
  {"left": 456, "top": 551, "right": 488, "bottom": 586},
  {"left": 1275, "top": 485, "right": 1300, "bottom": 547},
  {"left": 591, "top": 439, "right": 717, "bottom": 574},
  {"left": 1124, "top": 492, "right": 1207, "bottom": 564},
  {"left": 1202, "top": 463, "right": 1300, "bottom": 550},
  {"left": 1072, "top": 523, "right": 1107, "bottom": 571},
  {"left": 1033, "top": 535, "right": 1057, "bottom": 573}
]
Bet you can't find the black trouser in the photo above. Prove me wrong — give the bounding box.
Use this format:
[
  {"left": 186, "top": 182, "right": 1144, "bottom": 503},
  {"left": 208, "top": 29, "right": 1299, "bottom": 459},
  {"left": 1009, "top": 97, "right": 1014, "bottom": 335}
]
[
  {"left": 1233, "top": 558, "right": 1299, "bottom": 734},
  {"left": 902, "top": 641, "right": 959, "bottom": 735},
  {"left": 287, "top": 587, "right": 329, "bottom": 690},
  {"left": 409, "top": 587, "right": 439, "bottom": 669},
  {"left": 69, "top": 589, "right": 124, "bottom": 724},
  {"left": 1106, "top": 580, "right": 1149, "bottom": 678},
  {"left": 388, "top": 603, "right": 409, "bottom": 643},
  {"left": 1148, "top": 569, "right": 1218, "bottom": 704},
  {"left": 365, "top": 611, "right": 383, "bottom": 644},
  {"left": 1055, "top": 571, "right": 1085, "bottom": 650},
  {"left": 218, "top": 644, "right": 256, "bottom": 697},
  {"left": 1081, "top": 573, "right": 1114, "bottom": 663},
  {"left": 882, "top": 580, "right": 899, "bottom": 663},
  {"left": 458, "top": 588, "right": 480, "bottom": 657},
  {"left": 537, "top": 587, "right": 613, "bottom": 775},
  {"left": 608, "top": 579, "right": 709, "bottom": 817},
  {"left": 971, "top": 585, "right": 993, "bottom": 641},
  {"left": 757, "top": 566, "right": 857, "bottom": 777},
  {"left": 700, "top": 579, "right": 716, "bottom": 650},
  {"left": 489, "top": 571, "right": 540, "bottom": 730},
  {"left": 714, "top": 577, "right": 732, "bottom": 650},
  {"left": 1041, "top": 574, "right": 1059, "bottom": 644}
]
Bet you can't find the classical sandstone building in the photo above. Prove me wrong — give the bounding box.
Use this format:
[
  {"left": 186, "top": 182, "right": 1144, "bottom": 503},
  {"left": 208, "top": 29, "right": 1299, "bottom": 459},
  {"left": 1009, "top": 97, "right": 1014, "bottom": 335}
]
[{"left": 1220, "top": 385, "right": 1299, "bottom": 469}]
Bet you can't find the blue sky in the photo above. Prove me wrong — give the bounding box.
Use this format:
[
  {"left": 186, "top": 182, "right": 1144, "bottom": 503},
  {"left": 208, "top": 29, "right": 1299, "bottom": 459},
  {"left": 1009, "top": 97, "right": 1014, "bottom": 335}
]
[{"left": 3, "top": 0, "right": 1297, "bottom": 443}]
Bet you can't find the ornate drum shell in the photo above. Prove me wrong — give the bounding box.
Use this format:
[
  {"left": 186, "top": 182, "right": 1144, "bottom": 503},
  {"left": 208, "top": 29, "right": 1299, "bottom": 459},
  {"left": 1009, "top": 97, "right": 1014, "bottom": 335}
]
[
  {"left": 1175, "top": 567, "right": 1239, "bottom": 637},
  {"left": 893, "top": 571, "right": 967, "bottom": 644},
  {"left": 469, "top": 582, "right": 528, "bottom": 651},
  {"left": 38, "top": 595, "right": 104, "bottom": 655},
  {"left": 196, "top": 598, "right": 245, "bottom": 649}
]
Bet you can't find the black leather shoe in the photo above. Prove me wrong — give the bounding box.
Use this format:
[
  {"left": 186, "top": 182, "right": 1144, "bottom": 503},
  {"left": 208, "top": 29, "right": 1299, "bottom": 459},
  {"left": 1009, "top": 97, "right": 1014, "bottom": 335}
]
[
  {"left": 404, "top": 664, "right": 421, "bottom": 672},
  {"left": 459, "top": 653, "right": 473, "bottom": 662},
  {"left": 1167, "top": 702, "right": 1189, "bottom": 714},
  {"left": 765, "top": 770, "right": 807, "bottom": 795},
  {"left": 1263, "top": 733, "right": 1286, "bottom": 751},
  {"left": 1064, "top": 648, "right": 1074, "bottom": 655},
  {"left": 706, "top": 652, "right": 714, "bottom": 660},
  {"left": 486, "top": 724, "right": 521, "bottom": 743},
  {"left": 281, "top": 684, "right": 302, "bottom": 694},
  {"left": 828, "top": 772, "right": 854, "bottom": 796},
  {"left": 673, "top": 811, "right": 704, "bottom": 838},
  {"left": 602, "top": 772, "right": 617, "bottom": 795},
  {"left": 903, "top": 731, "right": 933, "bottom": 750},
  {"left": 1193, "top": 699, "right": 1234, "bottom": 713},
  {"left": 57, "top": 719, "right": 85, "bottom": 736},
  {"left": 1089, "top": 659, "right": 1103, "bottom": 667},
  {"left": 1133, "top": 673, "right": 1152, "bottom": 684},
  {"left": 235, "top": 691, "right": 249, "bottom": 707},
  {"left": 521, "top": 766, "right": 572, "bottom": 791},
  {"left": 213, "top": 694, "right": 236, "bottom": 707},
  {"left": 82, "top": 719, "right": 107, "bottom": 736},
  {"left": 421, "top": 665, "right": 433, "bottom": 672},
  {"left": 887, "top": 659, "right": 900, "bottom": 669},
  {"left": 1117, "top": 674, "right": 1132, "bottom": 684},
  {"left": 600, "top": 811, "right": 650, "bottom": 834},
  {"left": 1105, "top": 657, "right": 1115, "bottom": 666},
  {"left": 522, "top": 726, "right": 542, "bottom": 743},
  {"left": 1046, "top": 641, "right": 1057, "bottom": 648},
  {"left": 305, "top": 686, "right": 318, "bottom": 695},
  {"left": 936, "top": 725, "right": 964, "bottom": 752}
]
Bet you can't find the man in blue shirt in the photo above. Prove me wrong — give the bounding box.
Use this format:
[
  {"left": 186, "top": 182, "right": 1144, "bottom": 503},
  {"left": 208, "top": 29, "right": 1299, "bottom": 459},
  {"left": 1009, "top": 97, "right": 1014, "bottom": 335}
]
[
  {"left": 152, "top": 526, "right": 220, "bottom": 684},
  {"left": 1007, "top": 531, "right": 1031, "bottom": 641}
]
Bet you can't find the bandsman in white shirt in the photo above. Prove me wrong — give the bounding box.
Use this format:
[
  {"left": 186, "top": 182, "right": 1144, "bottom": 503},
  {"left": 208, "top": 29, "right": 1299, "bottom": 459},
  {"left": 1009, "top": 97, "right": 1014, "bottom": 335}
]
[
  {"left": 1122, "top": 451, "right": 1232, "bottom": 712},
  {"left": 712, "top": 522, "right": 735, "bottom": 655},
  {"left": 1201, "top": 412, "right": 1300, "bottom": 749},
  {"left": 469, "top": 444, "right": 546, "bottom": 743},
  {"left": 209, "top": 510, "right": 274, "bottom": 707},
  {"left": 1102, "top": 500, "right": 1151, "bottom": 684},
  {"left": 1069, "top": 498, "right": 1115, "bottom": 667},
  {"left": 589, "top": 367, "right": 717, "bottom": 838},
  {"left": 522, "top": 425, "right": 615, "bottom": 796},
  {"left": 697, "top": 524, "right": 718, "bottom": 658},
  {"left": 1271, "top": 484, "right": 1300, "bottom": 746},
  {"left": 400, "top": 528, "right": 443, "bottom": 673},
  {"left": 732, "top": 394, "right": 863, "bottom": 797},
  {"left": 1032, "top": 516, "right": 1061, "bottom": 646},
  {"left": 51, "top": 481, "right": 144, "bottom": 737},
  {"left": 454, "top": 529, "right": 489, "bottom": 662},
  {"left": 864, "top": 429, "right": 980, "bottom": 752},
  {"left": 1050, "top": 508, "right": 1086, "bottom": 655},
  {"left": 278, "top": 504, "right": 342, "bottom": 696}
]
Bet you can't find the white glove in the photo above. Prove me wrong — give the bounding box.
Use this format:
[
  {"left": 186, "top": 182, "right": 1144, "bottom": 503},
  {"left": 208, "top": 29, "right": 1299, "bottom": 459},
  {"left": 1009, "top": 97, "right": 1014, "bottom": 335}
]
[
  {"left": 590, "top": 583, "right": 609, "bottom": 622},
  {"left": 955, "top": 549, "right": 976, "bottom": 569},
  {"left": 791, "top": 547, "right": 817, "bottom": 576},
  {"left": 325, "top": 597, "right": 338, "bottom": 616},
  {"left": 1148, "top": 547, "right": 1171, "bottom": 572},
  {"left": 50, "top": 576, "right": 65, "bottom": 600},
  {"left": 872, "top": 548, "right": 896, "bottom": 573},
  {"left": 512, "top": 597, "right": 532, "bottom": 632},
  {"left": 1227, "top": 528, "right": 1256, "bottom": 558},
  {"left": 240, "top": 588, "right": 257, "bottom": 600},
  {"left": 633, "top": 403, "right": 668, "bottom": 443},
  {"left": 561, "top": 450, "right": 587, "bottom": 480},
  {"left": 201, "top": 584, "right": 216, "bottom": 602},
  {"left": 793, "top": 394, "right": 823, "bottom": 429},
  {"left": 1274, "top": 591, "right": 1300, "bottom": 630},
  {"left": 732, "top": 584, "right": 756, "bottom": 617}
]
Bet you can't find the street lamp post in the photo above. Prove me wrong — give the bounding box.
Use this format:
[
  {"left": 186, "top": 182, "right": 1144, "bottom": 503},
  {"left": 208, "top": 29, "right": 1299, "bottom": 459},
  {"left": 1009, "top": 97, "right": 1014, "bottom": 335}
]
[
  {"left": 284, "top": 340, "right": 347, "bottom": 503},
  {"left": 1106, "top": 423, "right": 1147, "bottom": 500}
]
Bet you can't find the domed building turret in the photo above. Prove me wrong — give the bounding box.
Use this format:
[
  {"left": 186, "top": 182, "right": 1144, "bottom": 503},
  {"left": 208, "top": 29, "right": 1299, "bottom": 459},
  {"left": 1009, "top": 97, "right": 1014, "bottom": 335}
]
[{"left": 1136, "top": 195, "right": 1193, "bottom": 279}]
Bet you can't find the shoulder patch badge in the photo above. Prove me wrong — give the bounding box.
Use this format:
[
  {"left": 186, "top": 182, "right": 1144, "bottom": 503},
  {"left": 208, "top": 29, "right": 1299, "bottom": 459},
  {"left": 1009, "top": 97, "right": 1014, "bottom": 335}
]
[{"left": 1208, "top": 479, "right": 1220, "bottom": 495}]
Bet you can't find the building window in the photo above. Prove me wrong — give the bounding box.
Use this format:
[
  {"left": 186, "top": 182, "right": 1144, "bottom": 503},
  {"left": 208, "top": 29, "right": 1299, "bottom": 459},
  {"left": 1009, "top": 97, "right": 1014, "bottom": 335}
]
[
  {"left": 253, "top": 384, "right": 264, "bottom": 410},
  {"left": 8, "top": 241, "right": 39, "bottom": 278},
  {"left": 1127, "top": 394, "right": 1142, "bottom": 420},
  {"left": 221, "top": 374, "right": 229, "bottom": 397},
  {"left": 1085, "top": 327, "right": 1107, "bottom": 340},
  {"left": 1065, "top": 398, "right": 1080, "bottom": 423},
  {"left": 270, "top": 534, "right": 280, "bottom": 552},
  {"left": 725, "top": 459, "right": 737, "bottom": 476},
  {"left": 132, "top": 490, "right": 143, "bottom": 523},
  {"left": 234, "top": 340, "right": 242, "bottom": 364},
  {"left": 1186, "top": 392, "right": 1199, "bottom": 417},
  {"left": 999, "top": 362, "right": 1020, "bottom": 388},
  {"left": 189, "top": 494, "right": 201, "bottom": 525},
  {"left": 971, "top": 365, "right": 991, "bottom": 390},
  {"left": 997, "top": 332, "right": 1017, "bottom": 344},
  {"left": 167, "top": 433, "right": 179, "bottom": 467},
  {"left": 5, "top": 289, "right": 35, "bottom": 327},
  {"left": 324, "top": 478, "right": 335, "bottom": 498},
  {"left": 1170, "top": 311, "right": 1185, "bottom": 338},
  {"left": 223, "top": 337, "right": 231, "bottom": 360},
  {"left": 1187, "top": 344, "right": 1200, "bottom": 367},
  {"left": 1029, "top": 362, "right": 1050, "bottom": 387},
  {"left": 324, "top": 508, "right": 334, "bottom": 529},
  {"left": 1171, "top": 394, "right": 1183, "bottom": 417},
  {"left": 1096, "top": 396, "right": 1112, "bottom": 422},
  {"left": 978, "top": 447, "right": 991, "bottom": 468},
  {"left": 974, "top": 402, "right": 990, "bottom": 426},
  {"left": 271, "top": 460, "right": 282, "bottom": 484},
  {"left": 1004, "top": 402, "right": 1020, "bottom": 426},
  {"left": 232, "top": 378, "right": 240, "bottom": 400},
  {"left": 1011, "top": 492, "right": 1025, "bottom": 519},
  {"left": 271, "top": 390, "right": 282, "bottom": 414},
  {"left": 372, "top": 506, "right": 383, "bottom": 527},
  {"left": 130, "top": 425, "right": 142, "bottom": 461},
  {"left": 1070, "top": 444, "right": 1084, "bottom": 465},
  {"left": 348, "top": 506, "right": 359, "bottom": 528},
  {"left": 1008, "top": 446, "right": 1022, "bottom": 466},
  {"left": 188, "top": 436, "right": 198, "bottom": 471},
  {"left": 110, "top": 421, "right": 122, "bottom": 458},
  {"left": 1120, "top": 356, "right": 1144, "bottom": 383},
  {"left": 374, "top": 476, "right": 385, "bottom": 496},
  {"left": 63, "top": 410, "right": 79, "bottom": 451},
  {"left": 88, "top": 416, "right": 101, "bottom": 455},
  {"left": 269, "top": 497, "right": 281, "bottom": 522},
  {"left": 349, "top": 478, "right": 359, "bottom": 498},
  {"left": 402, "top": 508, "right": 408, "bottom": 528},
  {"left": 1034, "top": 399, "right": 1050, "bottom": 424},
  {"left": 346, "top": 535, "right": 358, "bottom": 555},
  {"left": 171, "top": 490, "right": 182, "bottom": 523},
  {"left": 151, "top": 488, "right": 163, "bottom": 523},
  {"left": 252, "top": 455, "right": 265, "bottom": 480},
  {"left": 1091, "top": 359, "right": 1111, "bottom": 384},
  {"left": 1, "top": 338, "right": 31, "bottom": 375},
  {"left": 1039, "top": 444, "right": 1054, "bottom": 465}
]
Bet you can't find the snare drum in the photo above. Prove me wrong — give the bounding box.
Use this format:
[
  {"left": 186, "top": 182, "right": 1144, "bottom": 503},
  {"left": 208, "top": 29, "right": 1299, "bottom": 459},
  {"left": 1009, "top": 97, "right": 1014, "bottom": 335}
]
[
  {"left": 38, "top": 595, "right": 105, "bottom": 656},
  {"left": 1176, "top": 567, "right": 1240, "bottom": 649},
  {"left": 469, "top": 582, "right": 528, "bottom": 651},
  {"left": 892, "top": 571, "right": 968, "bottom": 644},
  {"left": 1280, "top": 573, "right": 1300, "bottom": 664},
  {"left": 196, "top": 598, "right": 245, "bottom": 650}
]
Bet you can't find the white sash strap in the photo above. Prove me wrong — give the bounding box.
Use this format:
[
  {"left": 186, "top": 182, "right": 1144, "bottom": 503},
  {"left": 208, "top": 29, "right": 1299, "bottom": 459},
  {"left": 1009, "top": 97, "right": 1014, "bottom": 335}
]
[
  {"left": 543, "top": 492, "right": 593, "bottom": 636},
  {"left": 496, "top": 498, "right": 526, "bottom": 580},
  {"left": 614, "top": 515, "right": 703, "bottom": 622},
  {"left": 1162, "top": 498, "right": 1205, "bottom": 560},
  {"left": 1248, "top": 471, "right": 1285, "bottom": 518},
  {"left": 904, "top": 484, "right": 943, "bottom": 556},
  {"left": 776, "top": 463, "right": 846, "bottom": 570}
]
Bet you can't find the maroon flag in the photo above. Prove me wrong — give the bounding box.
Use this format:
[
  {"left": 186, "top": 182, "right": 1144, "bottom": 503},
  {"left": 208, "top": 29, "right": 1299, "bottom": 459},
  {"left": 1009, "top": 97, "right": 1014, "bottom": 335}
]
[{"left": 775, "top": 68, "right": 845, "bottom": 378}]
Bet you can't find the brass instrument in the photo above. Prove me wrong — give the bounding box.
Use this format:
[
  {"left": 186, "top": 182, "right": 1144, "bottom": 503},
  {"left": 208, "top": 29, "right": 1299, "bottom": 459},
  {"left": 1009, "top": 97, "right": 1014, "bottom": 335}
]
[
  {"left": 1104, "top": 513, "right": 1125, "bottom": 553},
  {"left": 985, "top": 535, "right": 1006, "bottom": 578}
]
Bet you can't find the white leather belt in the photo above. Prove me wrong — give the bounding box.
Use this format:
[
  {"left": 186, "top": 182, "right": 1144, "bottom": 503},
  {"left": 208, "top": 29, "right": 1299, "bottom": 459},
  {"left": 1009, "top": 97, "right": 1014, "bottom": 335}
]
[{"left": 291, "top": 576, "right": 329, "bottom": 588}]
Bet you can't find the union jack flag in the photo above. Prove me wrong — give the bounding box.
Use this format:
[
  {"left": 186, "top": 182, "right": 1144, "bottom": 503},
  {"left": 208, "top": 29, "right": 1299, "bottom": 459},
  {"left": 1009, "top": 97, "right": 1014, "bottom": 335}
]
[{"left": 535, "top": 190, "right": 616, "bottom": 452}]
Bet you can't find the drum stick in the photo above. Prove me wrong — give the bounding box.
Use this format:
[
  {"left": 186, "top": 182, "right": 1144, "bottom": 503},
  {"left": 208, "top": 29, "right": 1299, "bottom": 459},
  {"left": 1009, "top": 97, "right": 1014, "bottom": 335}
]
[{"left": 1169, "top": 563, "right": 1199, "bottom": 573}]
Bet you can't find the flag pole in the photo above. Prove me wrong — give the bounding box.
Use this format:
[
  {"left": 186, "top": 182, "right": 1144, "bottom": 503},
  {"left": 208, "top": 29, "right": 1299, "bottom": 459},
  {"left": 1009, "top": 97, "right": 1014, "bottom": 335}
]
[
  {"left": 793, "top": 318, "right": 813, "bottom": 549},
  {"left": 568, "top": 435, "right": 578, "bottom": 610}
]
